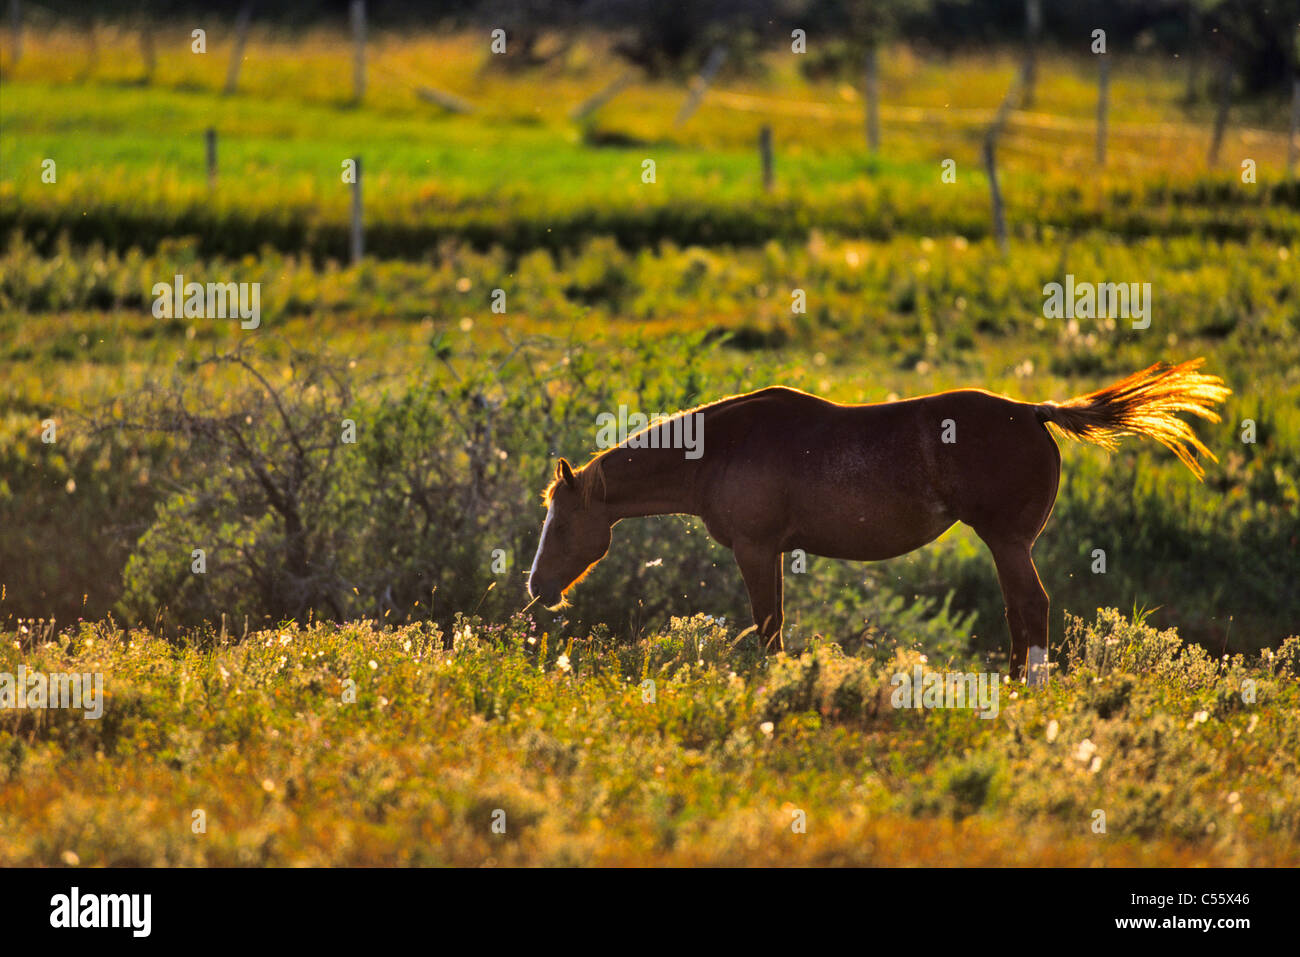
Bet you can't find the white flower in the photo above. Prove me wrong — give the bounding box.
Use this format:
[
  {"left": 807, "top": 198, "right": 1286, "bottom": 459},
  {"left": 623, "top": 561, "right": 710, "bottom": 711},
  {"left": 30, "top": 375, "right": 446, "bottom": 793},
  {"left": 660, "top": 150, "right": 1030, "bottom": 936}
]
[
  {"left": 1045, "top": 719, "right": 1059, "bottom": 743},
  {"left": 1073, "top": 739, "right": 1097, "bottom": 763},
  {"left": 555, "top": 653, "right": 571, "bottom": 674},
  {"left": 759, "top": 721, "right": 775, "bottom": 737},
  {"left": 368, "top": 660, "right": 378, "bottom": 671}
]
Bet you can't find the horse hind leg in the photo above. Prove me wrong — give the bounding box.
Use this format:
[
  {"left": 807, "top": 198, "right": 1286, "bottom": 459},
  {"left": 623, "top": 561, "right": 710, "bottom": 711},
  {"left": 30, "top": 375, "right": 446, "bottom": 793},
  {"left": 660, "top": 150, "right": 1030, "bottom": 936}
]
[
  {"left": 979, "top": 536, "right": 1049, "bottom": 683},
  {"left": 732, "top": 538, "right": 784, "bottom": 652}
]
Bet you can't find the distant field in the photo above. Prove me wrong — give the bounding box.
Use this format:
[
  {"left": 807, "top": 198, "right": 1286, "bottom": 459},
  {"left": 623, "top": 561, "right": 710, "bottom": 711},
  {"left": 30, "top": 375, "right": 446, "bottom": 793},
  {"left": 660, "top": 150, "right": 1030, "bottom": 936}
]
[{"left": 3, "top": 30, "right": 1298, "bottom": 258}]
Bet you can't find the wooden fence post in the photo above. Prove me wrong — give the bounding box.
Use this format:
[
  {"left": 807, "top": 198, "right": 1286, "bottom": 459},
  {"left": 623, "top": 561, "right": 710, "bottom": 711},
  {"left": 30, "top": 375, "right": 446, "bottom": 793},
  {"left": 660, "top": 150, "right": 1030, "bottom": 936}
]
[
  {"left": 674, "top": 45, "right": 727, "bottom": 127},
  {"left": 350, "top": 156, "right": 363, "bottom": 263},
  {"left": 224, "top": 2, "right": 254, "bottom": 95},
  {"left": 1208, "top": 57, "right": 1231, "bottom": 167},
  {"left": 78, "top": 19, "right": 98, "bottom": 81},
  {"left": 570, "top": 71, "right": 635, "bottom": 122},
  {"left": 350, "top": 0, "right": 365, "bottom": 104},
  {"left": 984, "top": 66, "right": 1025, "bottom": 256},
  {"left": 139, "top": 21, "right": 156, "bottom": 84},
  {"left": 1096, "top": 52, "right": 1109, "bottom": 167},
  {"left": 1022, "top": 0, "right": 1041, "bottom": 108},
  {"left": 8, "top": 0, "right": 20, "bottom": 64},
  {"left": 864, "top": 43, "right": 880, "bottom": 153},
  {"left": 759, "top": 124, "right": 773, "bottom": 191},
  {"left": 1289, "top": 73, "right": 1299, "bottom": 180},
  {"left": 206, "top": 128, "right": 217, "bottom": 187}
]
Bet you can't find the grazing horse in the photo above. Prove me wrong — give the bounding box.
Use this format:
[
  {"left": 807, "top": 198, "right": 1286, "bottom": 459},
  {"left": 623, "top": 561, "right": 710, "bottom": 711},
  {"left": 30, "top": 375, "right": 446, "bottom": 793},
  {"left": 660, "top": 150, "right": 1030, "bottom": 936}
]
[{"left": 527, "top": 360, "right": 1229, "bottom": 678}]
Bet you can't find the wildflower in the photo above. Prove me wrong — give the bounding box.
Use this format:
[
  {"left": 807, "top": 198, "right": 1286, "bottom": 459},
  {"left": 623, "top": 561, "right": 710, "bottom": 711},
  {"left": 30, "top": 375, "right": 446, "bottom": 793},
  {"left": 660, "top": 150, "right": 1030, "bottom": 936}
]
[
  {"left": 1045, "top": 719, "right": 1059, "bottom": 743},
  {"left": 368, "top": 660, "right": 378, "bottom": 671},
  {"left": 555, "top": 653, "right": 571, "bottom": 674},
  {"left": 1073, "top": 739, "right": 1097, "bottom": 763},
  {"left": 759, "top": 721, "right": 775, "bottom": 737}
]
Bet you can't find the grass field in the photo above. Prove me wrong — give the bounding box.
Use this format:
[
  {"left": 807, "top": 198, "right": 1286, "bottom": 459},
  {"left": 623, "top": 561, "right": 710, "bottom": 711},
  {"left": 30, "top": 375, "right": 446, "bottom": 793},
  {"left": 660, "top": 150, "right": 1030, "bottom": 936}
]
[
  {"left": 1, "top": 23, "right": 1298, "bottom": 866},
  {"left": 3, "top": 611, "right": 1298, "bottom": 866}
]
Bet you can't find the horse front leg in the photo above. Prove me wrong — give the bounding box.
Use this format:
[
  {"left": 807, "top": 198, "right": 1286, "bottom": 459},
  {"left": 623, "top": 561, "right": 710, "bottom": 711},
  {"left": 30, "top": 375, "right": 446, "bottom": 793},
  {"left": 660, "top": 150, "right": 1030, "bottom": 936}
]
[{"left": 733, "top": 539, "right": 784, "bottom": 652}]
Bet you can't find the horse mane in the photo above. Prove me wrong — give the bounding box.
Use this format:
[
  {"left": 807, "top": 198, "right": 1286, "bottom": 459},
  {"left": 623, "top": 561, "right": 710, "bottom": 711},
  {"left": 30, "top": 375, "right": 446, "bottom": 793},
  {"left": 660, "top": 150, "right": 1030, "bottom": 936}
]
[
  {"left": 540, "top": 387, "right": 804, "bottom": 507},
  {"left": 542, "top": 456, "right": 607, "bottom": 507}
]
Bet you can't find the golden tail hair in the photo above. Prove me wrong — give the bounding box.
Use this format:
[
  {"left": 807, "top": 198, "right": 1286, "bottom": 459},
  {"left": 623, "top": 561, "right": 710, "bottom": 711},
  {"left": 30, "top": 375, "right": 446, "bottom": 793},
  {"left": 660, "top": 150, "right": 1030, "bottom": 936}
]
[{"left": 1035, "top": 359, "right": 1231, "bottom": 480}]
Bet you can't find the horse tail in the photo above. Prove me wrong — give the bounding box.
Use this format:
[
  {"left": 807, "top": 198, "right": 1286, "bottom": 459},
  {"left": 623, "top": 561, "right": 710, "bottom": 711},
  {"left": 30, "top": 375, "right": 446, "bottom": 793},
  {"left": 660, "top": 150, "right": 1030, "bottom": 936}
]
[{"left": 1033, "top": 359, "right": 1231, "bottom": 480}]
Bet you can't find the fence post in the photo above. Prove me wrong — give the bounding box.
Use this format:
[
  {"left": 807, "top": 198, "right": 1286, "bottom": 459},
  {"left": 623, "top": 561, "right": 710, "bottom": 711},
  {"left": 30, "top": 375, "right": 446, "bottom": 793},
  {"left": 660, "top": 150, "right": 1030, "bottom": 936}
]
[
  {"left": 983, "top": 138, "right": 1007, "bottom": 254},
  {"left": 1289, "top": 73, "right": 1299, "bottom": 180},
  {"left": 8, "top": 0, "right": 19, "bottom": 64},
  {"left": 224, "top": 2, "right": 254, "bottom": 95},
  {"left": 1096, "top": 52, "right": 1109, "bottom": 167},
  {"left": 350, "top": 156, "right": 363, "bottom": 263},
  {"left": 350, "top": 0, "right": 365, "bottom": 105},
  {"left": 759, "top": 124, "right": 774, "bottom": 191},
  {"left": 1022, "top": 0, "right": 1041, "bottom": 108},
  {"left": 864, "top": 44, "right": 880, "bottom": 153},
  {"left": 139, "top": 21, "right": 156, "bottom": 84},
  {"left": 206, "top": 128, "right": 217, "bottom": 187},
  {"left": 78, "top": 18, "right": 98, "bottom": 81},
  {"left": 674, "top": 45, "right": 727, "bottom": 127},
  {"left": 1208, "top": 57, "right": 1231, "bottom": 167},
  {"left": 570, "top": 71, "right": 634, "bottom": 122},
  {"left": 1183, "top": 4, "right": 1200, "bottom": 105},
  {"left": 984, "top": 65, "right": 1024, "bottom": 256}
]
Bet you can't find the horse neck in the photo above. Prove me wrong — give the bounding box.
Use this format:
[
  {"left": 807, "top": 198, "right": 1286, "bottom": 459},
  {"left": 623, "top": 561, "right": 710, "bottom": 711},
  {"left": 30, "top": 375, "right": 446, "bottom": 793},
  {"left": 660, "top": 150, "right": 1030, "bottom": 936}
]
[{"left": 596, "top": 446, "right": 702, "bottom": 521}]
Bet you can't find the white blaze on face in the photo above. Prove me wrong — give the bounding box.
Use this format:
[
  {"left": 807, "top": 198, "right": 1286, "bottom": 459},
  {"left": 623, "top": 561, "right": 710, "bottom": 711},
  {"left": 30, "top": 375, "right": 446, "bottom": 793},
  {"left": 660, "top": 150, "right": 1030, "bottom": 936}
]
[{"left": 530, "top": 501, "right": 557, "bottom": 588}]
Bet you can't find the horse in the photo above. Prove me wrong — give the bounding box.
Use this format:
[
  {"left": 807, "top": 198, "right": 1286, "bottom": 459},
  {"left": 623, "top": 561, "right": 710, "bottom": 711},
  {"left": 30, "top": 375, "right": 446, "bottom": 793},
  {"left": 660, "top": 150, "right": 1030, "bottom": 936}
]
[{"left": 527, "top": 359, "right": 1229, "bottom": 679}]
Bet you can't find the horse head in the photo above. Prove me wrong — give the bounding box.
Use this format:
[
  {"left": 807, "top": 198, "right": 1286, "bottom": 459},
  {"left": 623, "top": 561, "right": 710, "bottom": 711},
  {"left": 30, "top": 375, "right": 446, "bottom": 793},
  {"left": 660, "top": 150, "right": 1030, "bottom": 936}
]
[{"left": 527, "top": 458, "right": 612, "bottom": 609}]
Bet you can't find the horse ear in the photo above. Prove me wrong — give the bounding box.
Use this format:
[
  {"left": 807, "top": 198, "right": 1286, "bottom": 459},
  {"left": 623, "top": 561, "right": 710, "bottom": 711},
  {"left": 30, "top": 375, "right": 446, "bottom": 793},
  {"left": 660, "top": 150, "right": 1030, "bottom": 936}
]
[{"left": 557, "top": 458, "right": 576, "bottom": 488}]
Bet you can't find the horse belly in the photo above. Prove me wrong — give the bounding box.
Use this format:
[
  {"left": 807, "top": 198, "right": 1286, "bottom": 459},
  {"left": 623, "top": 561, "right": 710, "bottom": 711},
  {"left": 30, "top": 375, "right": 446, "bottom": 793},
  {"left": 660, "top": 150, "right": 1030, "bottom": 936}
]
[{"left": 785, "top": 480, "right": 955, "bottom": 562}]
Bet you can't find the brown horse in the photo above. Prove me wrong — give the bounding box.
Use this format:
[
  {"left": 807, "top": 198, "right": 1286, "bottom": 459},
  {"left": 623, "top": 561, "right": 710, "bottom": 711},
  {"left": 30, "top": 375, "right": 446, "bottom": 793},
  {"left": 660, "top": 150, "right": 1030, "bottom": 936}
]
[{"left": 527, "top": 360, "right": 1229, "bottom": 678}]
